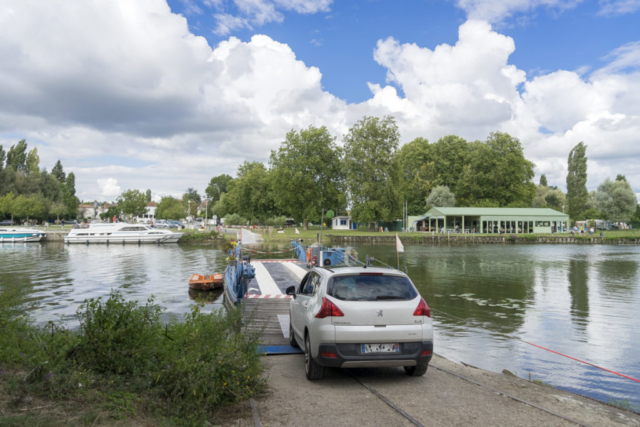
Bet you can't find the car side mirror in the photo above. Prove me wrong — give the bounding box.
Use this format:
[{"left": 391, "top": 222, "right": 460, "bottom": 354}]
[{"left": 286, "top": 286, "right": 296, "bottom": 297}]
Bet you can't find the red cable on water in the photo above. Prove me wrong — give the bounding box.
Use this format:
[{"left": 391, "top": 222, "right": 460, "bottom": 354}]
[
  {"left": 521, "top": 341, "right": 640, "bottom": 384},
  {"left": 431, "top": 308, "right": 640, "bottom": 384}
]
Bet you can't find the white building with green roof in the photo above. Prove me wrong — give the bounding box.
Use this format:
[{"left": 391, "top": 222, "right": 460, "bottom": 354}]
[{"left": 409, "top": 207, "right": 569, "bottom": 234}]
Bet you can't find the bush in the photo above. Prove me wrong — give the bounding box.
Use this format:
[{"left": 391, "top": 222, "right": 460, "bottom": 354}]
[
  {"left": 74, "top": 293, "right": 165, "bottom": 375},
  {"left": 0, "top": 290, "right": 265, "bottom": 425},
  {"left": 223, "top": 213, "right": 247, "bottom": 226}
]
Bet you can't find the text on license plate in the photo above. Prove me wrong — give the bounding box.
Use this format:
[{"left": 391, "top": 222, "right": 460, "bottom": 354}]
[{"left": 361, "top": 343, "right": 400, "bottom": 354}]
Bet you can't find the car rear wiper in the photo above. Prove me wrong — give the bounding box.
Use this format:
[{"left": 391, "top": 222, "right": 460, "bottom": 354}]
[{"left": 375, "top": 295, "right": 406, "bottom": 300}]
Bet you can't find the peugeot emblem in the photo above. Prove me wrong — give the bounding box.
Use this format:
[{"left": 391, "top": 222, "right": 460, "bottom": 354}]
[{"left": 376, "top": 310, "right": 383, "bottom": 317}]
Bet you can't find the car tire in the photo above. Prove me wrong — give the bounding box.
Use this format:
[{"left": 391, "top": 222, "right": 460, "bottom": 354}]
[
  {"left": 304, "top": 335, "right": 324, "bottom": 381},
  {"left": 289, "top": 318, "right": 299, "bottom": 348},
  {"left": 404, "top": 364, "right": 428, "bottom": 377}
]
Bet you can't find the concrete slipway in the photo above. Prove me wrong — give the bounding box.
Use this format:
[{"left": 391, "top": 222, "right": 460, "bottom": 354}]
[
  {"left": 238, "top": 354, "right": 640, "bottom": 427},
  {"left": 229, "top": 256, "right": 640, "bottom": 426}
]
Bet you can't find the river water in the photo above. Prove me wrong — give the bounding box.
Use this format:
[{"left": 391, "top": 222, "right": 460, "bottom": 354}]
[{"left": 1, "top": 242, "right": 639, "bottom": 407}]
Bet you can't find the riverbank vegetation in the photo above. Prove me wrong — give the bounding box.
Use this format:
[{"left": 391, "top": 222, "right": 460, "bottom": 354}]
[
  {"left": 179, "top": 229, "right": 223, "bottom": 242},
  {"left": 192, "top": 116, "right": 638, "bottom": 230},
  {"left": 0, "top": 289, "right": 264, "bottom": 425},
  {"left": 245, "top": 225, "right": 639, "bottom": 243},
  {"left": 0, "top": 141, "right": 80, "bottom": 223}
]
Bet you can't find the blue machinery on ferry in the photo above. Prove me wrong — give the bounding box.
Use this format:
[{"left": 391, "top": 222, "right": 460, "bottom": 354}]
[
  {"left": 226, "top": 239, "right": 371, "bottom": 307},
  {"left": 224, "top": 242, "right": 256, "bottom": 306}
]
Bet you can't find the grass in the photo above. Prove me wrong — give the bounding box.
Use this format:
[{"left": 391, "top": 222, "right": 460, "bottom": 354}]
[
  {"left": 250, "top": 226, "right": 639, "bottom": 243},
  {"left": 0, "top": 287, "right": 264, "bottom": 426},
  {"left": 608, "top": 398, "right": 640, "bottom": 413}
]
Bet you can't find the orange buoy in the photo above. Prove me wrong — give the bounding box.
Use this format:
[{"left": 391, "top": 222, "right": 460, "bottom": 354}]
[{"left": 188, "top": 273, "right": 224, "bottom": 291}]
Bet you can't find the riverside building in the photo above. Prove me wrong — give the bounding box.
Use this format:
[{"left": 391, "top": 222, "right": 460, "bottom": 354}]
[{"left": 410, "top": 207, "right": 570, "bottom": 234}]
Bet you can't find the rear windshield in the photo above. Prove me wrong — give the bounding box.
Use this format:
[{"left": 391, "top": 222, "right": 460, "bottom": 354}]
[{"left": 328, "top": 274, "right": 418, "bottom": 301}]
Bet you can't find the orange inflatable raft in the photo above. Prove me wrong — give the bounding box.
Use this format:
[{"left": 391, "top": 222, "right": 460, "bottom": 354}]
[{"left": 188, "top": 273, "right": 223, "bottom": 291}]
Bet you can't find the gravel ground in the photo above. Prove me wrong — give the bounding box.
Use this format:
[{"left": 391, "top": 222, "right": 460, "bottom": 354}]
[{"left": 253, "top": 354, "right": 640, "bottom": 427}]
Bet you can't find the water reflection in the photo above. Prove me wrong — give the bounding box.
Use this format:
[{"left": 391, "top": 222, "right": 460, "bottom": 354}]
[
  {"left": 568, "top": 257, "right": 590, "bottom": 333},
  {"left": 1, "top": 241, "right": 639, "bottom": 408}
]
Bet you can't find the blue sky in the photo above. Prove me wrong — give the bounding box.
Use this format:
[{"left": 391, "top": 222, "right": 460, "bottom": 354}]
[
  {"left": 167, "top": 0, "right": 640, "bottom": 103},
  {"left": 1, "top": 0, "right": 639, "bottom": 200}
]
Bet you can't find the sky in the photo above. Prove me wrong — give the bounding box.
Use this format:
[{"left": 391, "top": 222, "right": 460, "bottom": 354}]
[{"left": 0, "top": 0, "right": 639, "bottom": 202}]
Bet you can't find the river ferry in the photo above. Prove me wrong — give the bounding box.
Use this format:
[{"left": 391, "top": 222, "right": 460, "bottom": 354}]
[
  {"left": 64, "top": 223, "right": 183, "bottom": 244},
  {"left": 0, "top": 227, "right": 46, "bottom": 242}
]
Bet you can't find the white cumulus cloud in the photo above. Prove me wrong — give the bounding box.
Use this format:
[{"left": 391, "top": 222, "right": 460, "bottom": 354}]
[
  {"left": 0, "top": 0, "right": 639, "bottom": 201},
  {"left": 97, "top": 178, "right": 122, "bottom": 198}
]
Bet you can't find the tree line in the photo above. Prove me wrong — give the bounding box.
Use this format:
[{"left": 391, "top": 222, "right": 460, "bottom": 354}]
[
  {"left": 185, "top": 116, "right": 546, "bottom": 229},
  {"left": 0, "top": 140, "right": 79, "bottom": 223},
  {"left": 190, "top": 116, "right": 637, "bottom": 227}
]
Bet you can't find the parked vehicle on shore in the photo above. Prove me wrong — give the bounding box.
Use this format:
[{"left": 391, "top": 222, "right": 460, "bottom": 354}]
[
  {"left": 64, "top": 223, "right": 183, "bottom": 244},
  {"left": 0, "top": 219, "right": 14, "bottom": 226},
  {"left": 286, "top": 266, "right": 433, "bottom": 380}
]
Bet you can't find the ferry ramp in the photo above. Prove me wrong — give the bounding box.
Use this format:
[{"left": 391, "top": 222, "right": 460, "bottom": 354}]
[{"left": 239, "top": 259, "right": 308, "bottom": 352}]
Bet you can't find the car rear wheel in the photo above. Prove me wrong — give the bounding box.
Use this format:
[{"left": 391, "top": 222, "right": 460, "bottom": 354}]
[
  {"left": 304, "top": 335, "right": 324, "bottom": 381},
  {"left": 289, "top": 318, "right": 299, "bottom": 348},
  {"left": 404, "top": 364, "right": 428, "bottom": 377}
]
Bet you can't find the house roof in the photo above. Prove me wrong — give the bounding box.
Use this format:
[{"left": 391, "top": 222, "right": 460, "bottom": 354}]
[
  {"left": 147, "top": 202, "right": 158, "bottom": 207},
  {"left": 426, "top": 207, "right": 568, "bottom": 217}
]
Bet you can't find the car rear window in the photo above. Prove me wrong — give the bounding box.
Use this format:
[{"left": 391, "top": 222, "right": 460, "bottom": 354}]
[{"left": 328, "top": 274, "right": 418, "bottom": 301}]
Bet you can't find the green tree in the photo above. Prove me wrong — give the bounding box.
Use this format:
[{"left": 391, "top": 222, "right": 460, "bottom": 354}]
[
  {"left": 155, "top": 196, "right": 187, "bottom": 220},
  {"left": 428, "top": 135, "right": 470, "bottom": 192},
  {"left": 270, "top": 126, "right": 344, "bottom": 229},
  {"left": 594, "top": 178, "right": 637, "bottom": 223},
  {"left": 25, "top": 147, "right": 40, "bottom": 176},
  {"left": 456, "top": 132, "right": 536, "bottom": 207},
  {"left": 182, "top": 187, "right": 201, "bottom": 217},
  {"left": 566, "top": 142, "right": 588, "bottom": 220},
  {"left": 539, "top": 174, "right": 548, "bottom": 187},
  {"left": 116, "top": 190, "right": 148, "bottom": 222},
  {"left": 0, "top": 192, "right": 16, "bottom": 222},
  {"left": 6, "top": 140, "right": 27, "bottom": 171},
  {"left": 13, "top": 195, "right": 46, "bottom": 223},
  {"left": 615, "top": 174, "right": 626, "bottom": 182},
  {"left": 343, "top": 116, "right": 402, "bottom": 229},
  {"left": 631, "top": 204, "right": 640, "bottom": 225},
  {"left": 545, "top": 189, "right": 566, "bottom": 212},
  {"left": 397, "top": 137, "right": 432, "bottom": 215},
  {"left": 224, "top": 162, "right": 278, "bottom": 220},
  {"left": 145, "top": 189, "right": 152, "bottom": 203},
  {"left": 64, "top": 172, "right": 79, "bottom": 218},
  {"left": 0, "top": 145, "right": 5, "bottom": 171},
  {"left": 50, "top": 202, "right": 67, "bottom": 223},
  {"left": 205, "top": 174, "right": 233, "bottom": 203},
  {"left": 51, "top": 160, "right": 66, "bottom": 182},
  {"left": 426, "top": 186, "right": 455, "bottom": 208}
]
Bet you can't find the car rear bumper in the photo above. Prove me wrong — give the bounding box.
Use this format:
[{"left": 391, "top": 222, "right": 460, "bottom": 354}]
[{"left": 316, "top": 341, "right": 433, "bottom": 368}]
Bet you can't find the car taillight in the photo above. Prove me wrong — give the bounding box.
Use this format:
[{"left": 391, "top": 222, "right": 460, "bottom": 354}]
[
  {"left": 413, "top": 298, "right": 431, "bottom": 318},
  {"left": 421, "top": 350, "right": 432, "bottom": 356},
  {"left": 321, "top": 352, "right": 338, "bottom": 359},
  {"left": 315, "top": 297, "right": 344, "bottom": 318}
]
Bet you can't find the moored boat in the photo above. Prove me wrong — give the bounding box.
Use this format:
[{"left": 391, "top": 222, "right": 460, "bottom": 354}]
[
  {"left": 0, "top": 227, "right": 46, "bottom": 242},
  {"left": 64, "top": 223, "right": 183, "bottom": 244},
  {"left": 188, "top": 273, "right": 224, "bottom": 291}
]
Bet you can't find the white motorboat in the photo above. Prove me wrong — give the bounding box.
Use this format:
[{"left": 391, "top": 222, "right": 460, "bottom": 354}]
[
  {"left": 0, "top": 227, "right": 46, "bottom": 242},
  {"left": 64, "top": 223, "right": 183, "bottom": 244}
]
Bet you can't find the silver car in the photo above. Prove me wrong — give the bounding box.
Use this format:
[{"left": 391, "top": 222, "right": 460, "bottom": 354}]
[{"left": 286, "top": 266, "right": 433, "bottom": 380}]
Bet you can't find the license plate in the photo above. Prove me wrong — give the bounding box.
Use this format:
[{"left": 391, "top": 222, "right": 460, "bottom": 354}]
[{"left": 361, "top": 343, "right": 400, "bottom": 354}]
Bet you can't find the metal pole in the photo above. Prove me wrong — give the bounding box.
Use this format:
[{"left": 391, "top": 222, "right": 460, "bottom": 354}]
[
  {"left": 205, "top": 198, "right": 208, "bottom": 228},
  {"left": 319, "top": 208, "right": 324, "bottom": 244}
]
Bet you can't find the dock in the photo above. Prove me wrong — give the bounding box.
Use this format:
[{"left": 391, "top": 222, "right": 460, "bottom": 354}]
[{"left": 229, "top": 259, "right": 308, "bottom": 351}]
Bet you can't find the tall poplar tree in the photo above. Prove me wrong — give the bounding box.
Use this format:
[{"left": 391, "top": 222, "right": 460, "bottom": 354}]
[
  {"left": 52, "top": 160, "right": 66, "bottom": 182},
  {"left": 343, "top": 116, "right": 401, "bottom": 230},
  {"left": 539, "top": 174, "right": 548, "bottom": 187},
  {"left": 566, "top": 142, "right": 588, "bottom": 220}
]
